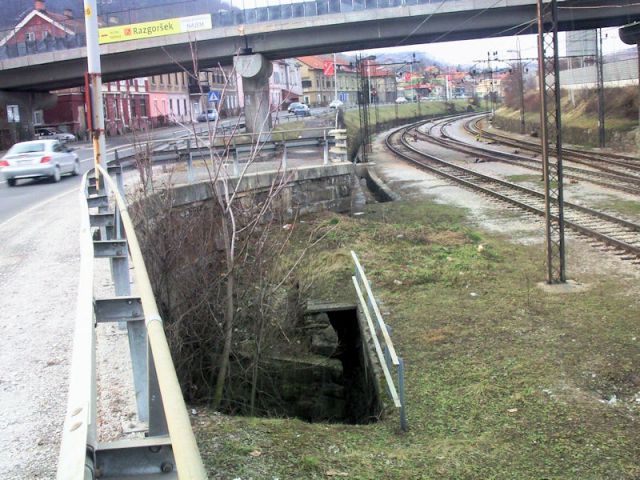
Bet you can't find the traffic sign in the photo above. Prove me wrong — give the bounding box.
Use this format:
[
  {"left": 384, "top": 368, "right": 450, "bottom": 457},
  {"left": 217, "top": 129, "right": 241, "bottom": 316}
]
[{"left": 323, "top": 60, "right": 335, "bottom": 76}]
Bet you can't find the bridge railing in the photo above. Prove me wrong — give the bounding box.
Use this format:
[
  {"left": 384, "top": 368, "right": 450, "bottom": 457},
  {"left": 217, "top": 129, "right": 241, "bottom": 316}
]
[
  {"left": 351, "top": 251, "right": 407, "bottom": 431},
  {"left": 1, "top": 0, "right": 436, "bottom": 60},
  {"left": 56, "top": 165, "right": 208, "bottom": 479}
]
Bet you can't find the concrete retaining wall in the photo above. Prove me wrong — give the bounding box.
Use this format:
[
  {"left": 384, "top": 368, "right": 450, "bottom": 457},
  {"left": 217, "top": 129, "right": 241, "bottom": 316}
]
[{"left": 169, "top": 162, "right": 356, "bottom": 217}]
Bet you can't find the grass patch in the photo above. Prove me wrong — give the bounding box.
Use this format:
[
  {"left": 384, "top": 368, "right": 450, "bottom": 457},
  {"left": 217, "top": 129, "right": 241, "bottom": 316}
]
[
  {"left": 595, "top": 197, "right": 640, "bottom": 217},
  {"left": 271, "top": 120, "right": 306, "bottom": 141},
  {"left": 506, "top": 174, "right": 542, "bottom": 184},
  {"left": 195, "top": 199, "right": 640, "bottom": 479}
]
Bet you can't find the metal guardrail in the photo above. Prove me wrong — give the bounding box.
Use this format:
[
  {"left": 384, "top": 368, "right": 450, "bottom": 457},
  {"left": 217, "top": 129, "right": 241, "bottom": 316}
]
[
  {"left": 57, "top": 166, "right": 207, "bottom": 479},
  {"left": 112, "top": 131, "right": 336, "bottom": 183},
  {"left": 351, "top": 251, "right": 407, "bottom": 432}
]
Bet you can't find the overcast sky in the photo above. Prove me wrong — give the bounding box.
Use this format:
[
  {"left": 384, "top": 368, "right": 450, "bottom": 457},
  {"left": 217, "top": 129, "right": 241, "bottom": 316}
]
[{"left": 353, "top": 27, "right": 632, "bottom": 67}]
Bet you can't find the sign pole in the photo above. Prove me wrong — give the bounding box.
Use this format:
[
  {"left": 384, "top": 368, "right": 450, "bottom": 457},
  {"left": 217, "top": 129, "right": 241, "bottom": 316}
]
[
  {"left": 333, "top": 53, "right": 338, "bottom": 103},
  {"left": 84, "top": 0, "right": 108, "bottom": 191}
]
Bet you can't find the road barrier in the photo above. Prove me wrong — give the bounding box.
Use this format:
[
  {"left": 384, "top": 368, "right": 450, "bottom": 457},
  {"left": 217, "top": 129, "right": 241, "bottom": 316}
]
[
  {"left": 351, "top": 251, "right": 407, "bottom": 432},
  {"left": 56, "top": 166, "right": 207, "bottom": 479},
  {"left": 111, "top": 128, "right": 337, "bottom": 183}
]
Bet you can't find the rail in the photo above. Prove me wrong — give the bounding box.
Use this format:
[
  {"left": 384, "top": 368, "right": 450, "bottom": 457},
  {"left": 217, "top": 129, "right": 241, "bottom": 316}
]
[
  {"left": 351, "top": 251, "right": 407, "bottom": 431},
  {"left": 56, "top": 165, "right": 207, "bottom": 479}
]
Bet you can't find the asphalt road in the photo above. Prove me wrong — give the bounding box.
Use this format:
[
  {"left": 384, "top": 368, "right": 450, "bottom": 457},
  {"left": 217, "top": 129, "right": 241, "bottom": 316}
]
[
  {"left": 0, "top": 110, "right": 336, "bottom": 225},
  {"left": 0, "top": 123, "right": 212, "bottom": 225}
]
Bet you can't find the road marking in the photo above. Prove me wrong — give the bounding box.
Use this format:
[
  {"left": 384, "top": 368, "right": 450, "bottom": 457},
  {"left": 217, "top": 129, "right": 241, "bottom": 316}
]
[{"left": 0, "top": 186, "right": 78, "bottom": 230}]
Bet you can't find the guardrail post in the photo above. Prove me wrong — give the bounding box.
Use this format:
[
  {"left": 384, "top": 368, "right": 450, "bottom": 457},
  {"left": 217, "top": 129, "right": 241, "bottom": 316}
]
[
  {"left": 232, "top": 140, "right": 240, "bottom": 176},
  {"left": 323, "top": 130, "right": 329, "bottom": 165},
  {"left": 108, "top": 164, "right": 150, "bottom": 424},
  {"left": 148, "top": 350, "right": 168, "bottom": 436},
  {"left": 398, "top": 357, "right": 407, "bottom": 432},
  {"left": 186, "top": 139, "right": 194, "bottom": 184},
  {"left": 282, "top": 143, "right": 288, "bottom": 171}
]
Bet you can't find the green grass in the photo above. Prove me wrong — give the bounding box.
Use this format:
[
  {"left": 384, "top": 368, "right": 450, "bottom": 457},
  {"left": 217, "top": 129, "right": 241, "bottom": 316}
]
[
  {"left": 271, "top": 120, "right": 306, "bottom": 141},
  {"left": 193, "top": 198, "right": 640, "bottom": 479},
  {"left": 594, "top": 197, "right": 640, "bottom": 218},
  {"left": 505, "top": 174, "right": 542, "bottom": 184}
]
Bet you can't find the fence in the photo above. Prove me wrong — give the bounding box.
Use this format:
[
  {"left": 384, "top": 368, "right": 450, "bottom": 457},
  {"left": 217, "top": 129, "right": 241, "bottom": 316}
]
[
  {"left": 56, "top": 166, "right": 207, "bottom": 479},
  {"left": 351, "top": 251, "right": 407, "bottom": 431}
]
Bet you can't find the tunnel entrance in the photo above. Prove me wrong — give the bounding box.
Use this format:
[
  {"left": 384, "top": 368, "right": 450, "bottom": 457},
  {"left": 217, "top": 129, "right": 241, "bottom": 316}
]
[{"left": 225, "top": 303, "right": 381, "bottom": 425}]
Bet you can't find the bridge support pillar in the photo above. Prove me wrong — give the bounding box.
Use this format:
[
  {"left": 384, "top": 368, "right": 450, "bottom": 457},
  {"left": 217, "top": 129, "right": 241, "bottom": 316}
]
[
  {"left": 234, "top": 53, "right": 273, "bottom": 140},
  {"left": 0, "top": 91, "right": 57, "bottom": 149}
]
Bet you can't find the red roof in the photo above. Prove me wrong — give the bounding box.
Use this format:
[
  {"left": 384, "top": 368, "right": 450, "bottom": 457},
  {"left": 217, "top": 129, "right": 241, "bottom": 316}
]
[{"left": 297, "top": 54, "right": 352, "bottom": 71}]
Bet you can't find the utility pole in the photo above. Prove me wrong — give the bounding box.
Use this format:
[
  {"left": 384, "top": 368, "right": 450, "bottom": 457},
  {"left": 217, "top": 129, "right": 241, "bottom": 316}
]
[
  {"left": 537, "top": 0, "right": 567, "bottom": 284},
  {"left": 333, "top": 53, "right": 338, "bottom": 103},
  {"left": 516, "top": 38, "right": 526, "bottom": 134},
  {"left": 409, "top": 55, "right": 413, "bottom": 102},
  {"left": 596, "top": 28, "right": 606, "bottom": 148},
  {"left": 487, "top": 51, "right": 498, "bottom": 116},
  {"left": 84, "top": 0, "right": 107, "bottom": 189}
]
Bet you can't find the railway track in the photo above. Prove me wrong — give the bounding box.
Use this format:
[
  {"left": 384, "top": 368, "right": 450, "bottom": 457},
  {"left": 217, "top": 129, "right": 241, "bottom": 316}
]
[
  {"left": 416, "top": 115, "right": 640, "bottom": 196},
  {"left": 466, "top": 115, "right": 640, "bottom": 174},
  {"left": 385, "top": 121, "right": 640, "bottom": 262}
]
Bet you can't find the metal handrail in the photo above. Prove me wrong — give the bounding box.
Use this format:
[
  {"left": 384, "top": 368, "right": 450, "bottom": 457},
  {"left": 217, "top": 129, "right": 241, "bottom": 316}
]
[
  {"left": 351, "top": 251, "right": 407, "bottom": 431},
  {"left": 96, "top": 164, "right": 207, "bottom": 478},
  {"left": 56, "top": 173, "right": 97, "bottom": 479}
]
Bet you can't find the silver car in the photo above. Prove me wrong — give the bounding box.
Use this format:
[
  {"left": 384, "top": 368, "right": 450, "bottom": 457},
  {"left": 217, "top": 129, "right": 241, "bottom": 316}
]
[{"left": 0, "top": 140, "right": 80, "bottom": 187}]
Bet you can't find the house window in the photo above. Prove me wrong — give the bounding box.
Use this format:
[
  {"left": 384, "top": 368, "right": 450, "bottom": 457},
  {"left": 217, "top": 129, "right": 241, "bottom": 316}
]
[
  {"left": 177, "top": 99, "right": 181, "bottom": 116},
  {"left": 33, "top": 110, "right": 44, "bottom": 125},
  {"left": 139, "top": 97, "right": 148, "bottom": 117},
  {"left": 42, "top": 31, "right": 50, "bottom": 41},
  {"left": 25, "top": 32, "right": 35, "bottom": 42},
  {"left": 169, "top": 99, "right": 173, "bottom": 112},
  {"left": 183, "top": 99, "right": 187, "bottom": 115}
]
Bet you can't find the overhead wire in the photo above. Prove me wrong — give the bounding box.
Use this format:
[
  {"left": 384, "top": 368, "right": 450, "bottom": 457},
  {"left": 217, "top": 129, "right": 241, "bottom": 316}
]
[{"left": 396, "top": 0, "right": 449, "bottom": 46}]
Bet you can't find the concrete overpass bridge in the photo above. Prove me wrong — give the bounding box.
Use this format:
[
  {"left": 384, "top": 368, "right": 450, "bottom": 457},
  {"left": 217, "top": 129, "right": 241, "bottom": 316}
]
[{"left": 1, "top": 0, "right": 639, "bottom": 92}]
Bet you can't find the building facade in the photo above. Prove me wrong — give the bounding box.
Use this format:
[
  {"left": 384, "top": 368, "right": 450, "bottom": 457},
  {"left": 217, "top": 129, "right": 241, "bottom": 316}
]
[
  {"left": 189, "top": 67, "right": 242, "bottom": 119},
  {"left": 297, "top": 55, "right": 358, "bottom": 106},
  {"left": 269, "top": 59, "right": 303, "bottom": 110},
  {"left": 0, "top": 0, "right": 86, "bottom": 58},
  {"left": 148, "top": 73, "right": 191, "bottom": 126}
]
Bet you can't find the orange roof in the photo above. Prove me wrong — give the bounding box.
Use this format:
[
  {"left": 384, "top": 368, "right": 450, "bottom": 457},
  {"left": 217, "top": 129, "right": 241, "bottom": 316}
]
[{"left": 297, "top": 54, "right": 352, "bottom": 70}]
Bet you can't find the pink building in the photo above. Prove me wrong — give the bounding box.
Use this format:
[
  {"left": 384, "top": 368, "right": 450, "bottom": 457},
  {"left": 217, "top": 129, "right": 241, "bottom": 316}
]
[{"left": 148, "top": 73, "right": 191, "bottom": 126}]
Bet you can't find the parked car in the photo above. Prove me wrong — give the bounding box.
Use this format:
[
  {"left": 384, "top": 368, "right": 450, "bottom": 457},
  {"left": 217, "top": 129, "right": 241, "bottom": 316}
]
[
  {"left": 329, "top": 99, "right": 344, "bottom": 109},
  {"left": 287, "top": 102, "right": 305, "bottom": 113},
  {"left": 196, "top": 109, "right": 219, "bottom": 122},
  {"left": 395, "top": 97, "right": 408, "bottom": 104},
  {"left": 35, "top": 127, "right": 76, "bottom": 142},
  {"left": 0, "top": 140, "right": 79, "bottom": 187},
  {"left": 292, "top": 104, "right": 311, "bottom": 117}
]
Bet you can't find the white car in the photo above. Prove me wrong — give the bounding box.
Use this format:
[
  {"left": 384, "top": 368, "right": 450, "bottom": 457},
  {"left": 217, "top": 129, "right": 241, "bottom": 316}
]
[
  {"left": 329, "top": 100, "right": 344, "bottom": 109},
  {"left": 35, "top": 127, "right": 77, "bottom": 142},
  {"left": 395, "top": 97, "right": 408, "bottom": 104},
  {"left": 0, "top": 140, "right": 80, "bottom": 187}
]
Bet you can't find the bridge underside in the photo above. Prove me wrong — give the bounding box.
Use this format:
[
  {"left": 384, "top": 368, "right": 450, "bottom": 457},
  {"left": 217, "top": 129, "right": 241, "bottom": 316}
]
[{"left": 1, "top": 0, "right": 639, "bottom": 91}]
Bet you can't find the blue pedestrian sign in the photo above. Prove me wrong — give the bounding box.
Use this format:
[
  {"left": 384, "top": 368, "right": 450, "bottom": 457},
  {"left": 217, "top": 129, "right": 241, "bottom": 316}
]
[{"left": 208, "top": 90, "right": 220, "bottom": 102}]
